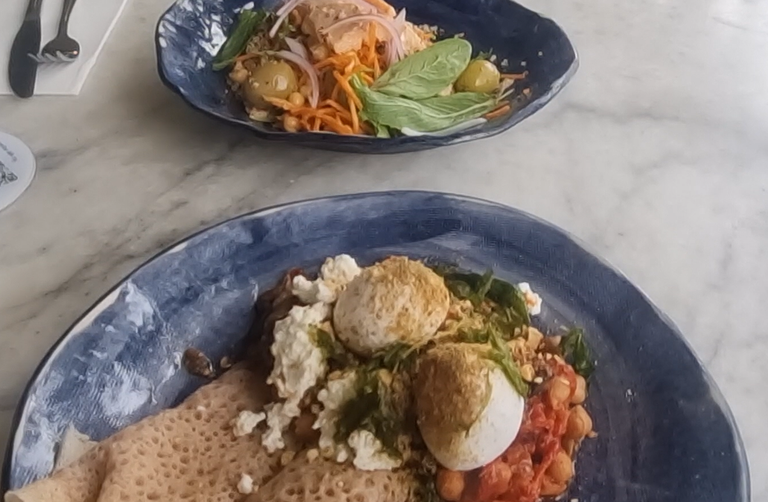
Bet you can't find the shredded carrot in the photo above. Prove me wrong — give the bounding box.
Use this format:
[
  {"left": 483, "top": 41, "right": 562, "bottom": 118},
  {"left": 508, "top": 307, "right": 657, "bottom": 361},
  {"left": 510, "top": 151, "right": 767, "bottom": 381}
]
[
  {"left": 373, "top": 56, "right": 381, "bottom": 79},
  {"left": 351, "top": 65, "right": 373, "bottom": 74},
  {"left": 333, "top": 71, "right": 362, "bottom": 109},
  {"left": 349, "top": 100, "right": 360, "bottom": 133},
  {"left": 320, "top": 100, "right": 350, "bottom": 115},
  {"left": 485, "top": 104, "right": 511, "bottom": 120},
  {"left": 321, "top": 115, "right": 353, "bottom": 134},
  {"left": 312, "top": 116, "right": 321, "bottom": 131},
  {"left": 361, "top": 73, "right": 374, "bottom": 85},
  {"left": 501, "top": 71, "right": 528, "bottom": 79}
]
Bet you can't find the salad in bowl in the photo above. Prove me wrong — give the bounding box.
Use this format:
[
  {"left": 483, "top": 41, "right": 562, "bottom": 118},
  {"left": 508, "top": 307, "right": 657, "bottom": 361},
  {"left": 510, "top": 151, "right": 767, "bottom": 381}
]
[{"left": 213, "top": 0, "right": 526, "bottom": 137}]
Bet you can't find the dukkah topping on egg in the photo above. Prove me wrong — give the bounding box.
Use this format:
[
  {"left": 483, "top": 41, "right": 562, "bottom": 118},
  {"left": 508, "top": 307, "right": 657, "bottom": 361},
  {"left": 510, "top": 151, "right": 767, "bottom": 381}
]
[{"left": 333, "top": 256, "right": 450, "bottom": 356}]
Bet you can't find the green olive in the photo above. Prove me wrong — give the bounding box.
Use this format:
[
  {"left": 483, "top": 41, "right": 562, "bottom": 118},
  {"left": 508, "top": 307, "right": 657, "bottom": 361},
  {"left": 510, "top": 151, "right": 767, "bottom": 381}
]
[
  {"left": 242, "top": 61, "right": 298, "bottom": 106},
  {"left": 455, "top": 60, "right": 501, "bottom": 93}
]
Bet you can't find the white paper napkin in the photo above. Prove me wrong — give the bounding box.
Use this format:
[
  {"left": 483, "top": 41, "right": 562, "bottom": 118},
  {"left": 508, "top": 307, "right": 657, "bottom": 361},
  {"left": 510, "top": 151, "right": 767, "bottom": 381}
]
[{"left": 0, "top": 0, "right": 129, "bottom": 96}]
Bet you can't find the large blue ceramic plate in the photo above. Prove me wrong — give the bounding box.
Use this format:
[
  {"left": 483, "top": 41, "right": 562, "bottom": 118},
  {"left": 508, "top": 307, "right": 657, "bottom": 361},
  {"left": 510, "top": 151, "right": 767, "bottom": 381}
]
[
  {"left": 2, "top": 192, "right": 749, "bottom": 501},
  {"left": 155, "top": 0, "right": 577, "bottom": 153}
]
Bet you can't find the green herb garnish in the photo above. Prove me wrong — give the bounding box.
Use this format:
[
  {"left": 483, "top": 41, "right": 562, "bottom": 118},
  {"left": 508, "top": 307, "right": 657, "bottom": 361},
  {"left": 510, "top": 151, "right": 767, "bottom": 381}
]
[
  {"left": 334, "top": 370, "right": 404, "bottom": 458},
  {"left": 485, "top": 326, "right": 529, "bottom": 396},
  {"left": 367, "top": 342, "right": 420, "bottom": 373},
  {"left": 561, "top": 328, "right": 595, "bottom": 378},
  {"left": 351, "top": 75, "right": 497, "bottom": 133},
  {"left": 212, "top": 9, "right": 268, "bottom": 71},
  {"left": 312, "top": 327, "right": 359, "bottom": 369},
  {"left": 433, "top": 266, "right": 531, "bottom": 328},
  {"left": 372, "top": 38, "right": 472, "bottom": 100}
]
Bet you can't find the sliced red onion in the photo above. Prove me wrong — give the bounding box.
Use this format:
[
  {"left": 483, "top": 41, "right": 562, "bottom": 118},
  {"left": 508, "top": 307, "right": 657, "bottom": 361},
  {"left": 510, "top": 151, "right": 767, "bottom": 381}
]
[
  {"left": 275, "top": 0, "right": 303, "bottom": 18},
  {"left": 393, "top": 8, "right": 406, "bottom": 30},
  {"left": 271, "top": 50, "right": 320, "bottom": 108},
  {"left": 320, "top": 14, "right": 405, "bottom": 65},
  {"left": 270, "top": 0, "right": 304, "bottom": 38},
  {"left": 284, "top": 37, "right": 310, "bottom": 60}
]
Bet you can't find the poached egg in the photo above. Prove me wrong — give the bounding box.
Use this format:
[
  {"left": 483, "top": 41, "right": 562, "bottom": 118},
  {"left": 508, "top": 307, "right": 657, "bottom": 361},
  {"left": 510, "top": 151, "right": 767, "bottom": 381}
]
[
  {"left": 333, "top": 256, "right": 450, "bottom": 356},
  {"left": 413, "top": 343, "right": 525, "bottom": 471}
]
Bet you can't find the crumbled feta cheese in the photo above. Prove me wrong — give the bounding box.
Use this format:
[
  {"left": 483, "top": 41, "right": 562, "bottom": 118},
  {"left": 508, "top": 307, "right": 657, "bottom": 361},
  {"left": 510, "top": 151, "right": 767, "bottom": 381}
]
[
  {"left": 291, "top": 255, "right": 361, "bottom": 304},
  {"left": 314, "top": 371, "right": 358, "bottom": 462},
  {"left": 231, "top": 410, "right": 266, "bottom": 437},
  {"left": 262, "top": 402, "right": 297, "bottom": 453},
  {"left": 292, "top": 275, "right": 335, "bottom": 304},
  {"left": 321, "top": 254, "right": 361, "bottom": 288},
  {"left": 268, "top": 302, "right": 330, "bottom": 405},
  {"left": 347, "top": 430, "right": 402, "bottom": 471},
  {"left": 517, "top": 282, "right": 542, "bottom": 316},
  {"left": 306, "top": 448, "right": 320, "bottom": 462},
  {"left": 237, "top": 474, "right": 255, "bottom": 495}
]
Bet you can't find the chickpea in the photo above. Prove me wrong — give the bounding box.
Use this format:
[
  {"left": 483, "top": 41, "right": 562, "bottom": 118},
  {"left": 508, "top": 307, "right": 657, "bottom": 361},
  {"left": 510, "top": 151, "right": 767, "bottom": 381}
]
[
  {"left": 436, "top": 469, "right": 465, "bottom": 502},
  {"left": 540, "top": 476, "right": 567, "bottom": 497},
  {"left": 289, "top": 8, "right": 303, "bottom": 26},
  {"left": 525, "top": 327, "right": 544, "bottom": 349},
  {"left": 283, "top": 115, "right": 301, "bottom": 132},
  {"left": 309, "top": 42, "right": 330, "bottom": 62},
  {"left": 520, "top": 364, "right": 535, "bottom": 382},
  {"left": 565, "top": 405, "right": 593, "bottom": 440},
  {"left": 299, "top": 84, "right": 313, "bottom": 99},
  {"left": 288, "top": 91, "right": 306, "bottom": 107},
  {"left": 561, "top": 438, "right": 577, "bottom": 456},
  {"left": 229, "top": 61, "right": 249, "bottom": 84},
  {"left": 546, "top": 450, "right": 574, "bottom": 484},
  {"left": 571, "top": 374, "right": 587, "bottom": 404},
  {"left": 455, "top": 59, "right": 501, "bottom": 93},
  {"left": 547, "top": 376, "right": 572, "bottom": 408}
]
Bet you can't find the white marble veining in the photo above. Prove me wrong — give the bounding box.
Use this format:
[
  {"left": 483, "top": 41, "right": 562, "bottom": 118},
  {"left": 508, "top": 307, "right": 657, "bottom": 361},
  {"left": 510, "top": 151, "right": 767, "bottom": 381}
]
[{"left": 0, "top": 0, "right": 767, "bottom": 494}]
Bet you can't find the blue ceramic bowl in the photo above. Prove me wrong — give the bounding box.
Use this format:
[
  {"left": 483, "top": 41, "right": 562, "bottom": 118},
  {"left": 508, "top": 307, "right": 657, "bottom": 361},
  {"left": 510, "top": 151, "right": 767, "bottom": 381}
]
[
  {"left": 1, "top": 192, "right": 749, "bottom": 501},
  {"left": 155, "top": 0, "right": 577, "bottom": 153}
]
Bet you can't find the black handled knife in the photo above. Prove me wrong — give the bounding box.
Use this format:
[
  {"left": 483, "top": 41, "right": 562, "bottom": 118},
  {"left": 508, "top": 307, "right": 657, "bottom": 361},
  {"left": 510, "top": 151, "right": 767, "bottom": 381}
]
[{"left": 8, "top": 0, "right": 44, "bottom": 98}]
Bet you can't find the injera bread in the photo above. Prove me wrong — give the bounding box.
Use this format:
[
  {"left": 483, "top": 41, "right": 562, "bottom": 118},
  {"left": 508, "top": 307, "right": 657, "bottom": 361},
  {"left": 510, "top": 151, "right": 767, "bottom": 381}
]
[
  {"left": 249, "top": 453, "right": 415, "bottom": 502},
  {"left": 6, "top": 366, "right": 283, "bottom": 502}
]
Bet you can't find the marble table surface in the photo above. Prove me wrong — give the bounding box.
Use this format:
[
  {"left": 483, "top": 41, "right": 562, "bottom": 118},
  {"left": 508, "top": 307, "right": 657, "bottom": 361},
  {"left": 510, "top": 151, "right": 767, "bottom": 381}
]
[{"left": 1, "top": 0, "right": 766, "bottom": 495}]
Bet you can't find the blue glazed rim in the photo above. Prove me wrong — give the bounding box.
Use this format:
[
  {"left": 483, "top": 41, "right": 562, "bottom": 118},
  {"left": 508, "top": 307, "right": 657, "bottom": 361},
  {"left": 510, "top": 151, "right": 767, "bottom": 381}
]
[
  {"left": 154, "top": 1, "right": 579, "bottom": 153},
  {"left": 0, "top": 191, "right": 750, "bottom": 499}
]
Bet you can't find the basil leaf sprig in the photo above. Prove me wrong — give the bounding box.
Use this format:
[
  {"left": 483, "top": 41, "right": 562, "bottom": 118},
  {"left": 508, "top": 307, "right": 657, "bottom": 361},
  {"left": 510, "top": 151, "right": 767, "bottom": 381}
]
[
  {"left": 351, "top": 75, "right": 496, "bottom": 133},
  {"left": 372, "top": 38, "right": 472, "bottom": 100},
  {"left": 213, "top": 9, "right": 268, "bottom": 71},
  {"left": 561, "top": 328, "right": 595, "bottom": 378}
]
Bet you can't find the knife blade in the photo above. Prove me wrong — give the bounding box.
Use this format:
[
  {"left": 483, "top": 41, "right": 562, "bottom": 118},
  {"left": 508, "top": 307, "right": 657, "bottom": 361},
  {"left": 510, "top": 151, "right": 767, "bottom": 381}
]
[{"left": 8, "top": 0, "right": 44, "bottom": 98}]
